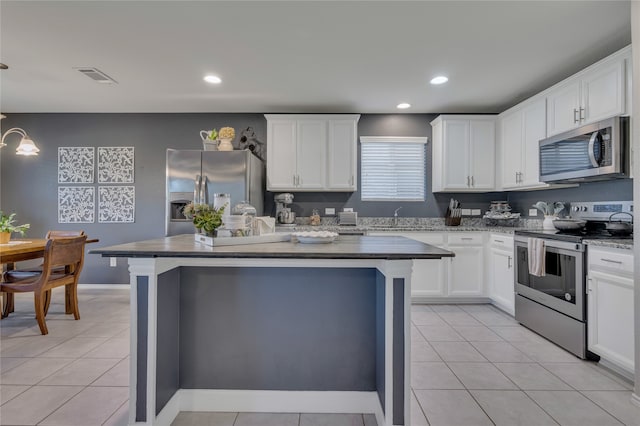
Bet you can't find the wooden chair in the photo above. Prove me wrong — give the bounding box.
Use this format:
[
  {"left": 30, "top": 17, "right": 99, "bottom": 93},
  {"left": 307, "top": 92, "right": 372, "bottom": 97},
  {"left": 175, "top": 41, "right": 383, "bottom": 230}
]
[
  {"left": 2, "top": 230, "right": 85, "bottom": 316},
  {"left": 1, "top": 235, "right": 87, "bottom": 335}
]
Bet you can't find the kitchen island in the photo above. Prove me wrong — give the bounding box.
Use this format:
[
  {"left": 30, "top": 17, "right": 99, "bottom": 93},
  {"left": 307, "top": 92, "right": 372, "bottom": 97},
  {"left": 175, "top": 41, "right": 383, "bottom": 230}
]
[{"left": 91, "top": 234, "right": 453, "bottom": 426}]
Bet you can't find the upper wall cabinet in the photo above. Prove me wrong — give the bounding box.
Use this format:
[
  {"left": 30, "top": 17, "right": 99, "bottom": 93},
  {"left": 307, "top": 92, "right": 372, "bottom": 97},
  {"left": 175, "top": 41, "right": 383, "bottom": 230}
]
[
  {"left": 546, "top": 49, "right": 629, "bottom": 137},
  {"left": 431, "top": 115, "right": 496, "bottom": 192},
  {"left": 499, "top": 98, "right": 550, "bottom": 190},
  {"left": 265, "top": 114, "right": 360, "bottom": 192}
]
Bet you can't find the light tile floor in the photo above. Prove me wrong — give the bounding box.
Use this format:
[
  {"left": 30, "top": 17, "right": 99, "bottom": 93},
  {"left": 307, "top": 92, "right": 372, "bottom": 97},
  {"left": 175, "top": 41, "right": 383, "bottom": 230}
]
[{"left": 1, "top": 289, "right": 639, "bottom": 425}]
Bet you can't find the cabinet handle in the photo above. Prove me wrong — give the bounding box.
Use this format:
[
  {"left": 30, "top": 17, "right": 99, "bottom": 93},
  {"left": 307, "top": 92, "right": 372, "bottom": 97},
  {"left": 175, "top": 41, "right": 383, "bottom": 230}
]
[
  {"left": 573, "top": 108, "right": 579, "bottom": 124},
  {"left": 297, "top": 175, "right": 301, "bottom": 186},
  {"left": 580, "top": 107, "right": 585, "bottom": 121},
  {"left": 461, "top": 237, "right": 473, "bottom": 240},
  {"left": 471, "top": 176, "right": 474, "bottom": 187},
  {"left": 350, "top": 175, "right": 354, "bottom": 186},
  {"left": 293, "top": 175, "right": 296, "bottom": 186},
  {"left": 601, "top": 258, "right": 623, "bottom": 264},
  {"left": 467, "top": 176, "right": 470, "bottom": 187},
  {"left": 508, "top": 256, "right": 512, "bottom": 269},
  {"left": 495, "top": 239, "right": 504, "bottom": 243}
]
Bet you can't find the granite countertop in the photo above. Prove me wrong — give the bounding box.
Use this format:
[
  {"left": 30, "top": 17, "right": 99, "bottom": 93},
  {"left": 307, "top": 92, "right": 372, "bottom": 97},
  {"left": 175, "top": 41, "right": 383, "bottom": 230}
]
[
  {"left": 90, "top": 234, "right": 455, "bottom": 260},
  {"left": 584, "top": 239, "right": 634, "bottom": 250},
  {"left": 281, "top": 224, "right": 534, "bottom": 234},
  {"left": 276, "top": 217, "right": 542, "bottom": 235}
]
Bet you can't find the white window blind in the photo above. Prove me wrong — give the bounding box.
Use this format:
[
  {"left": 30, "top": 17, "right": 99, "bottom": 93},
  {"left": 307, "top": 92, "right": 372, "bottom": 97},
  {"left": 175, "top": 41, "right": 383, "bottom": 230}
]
[{"left": 360, "top": 136, "right": 427, "bottom": 201}]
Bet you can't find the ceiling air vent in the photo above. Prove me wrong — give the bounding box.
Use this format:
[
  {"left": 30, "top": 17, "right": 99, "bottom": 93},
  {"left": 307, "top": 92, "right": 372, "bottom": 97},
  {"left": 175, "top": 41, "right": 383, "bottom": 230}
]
[{"left": 75, "top": 67, "right": 117, "bottom": 84}]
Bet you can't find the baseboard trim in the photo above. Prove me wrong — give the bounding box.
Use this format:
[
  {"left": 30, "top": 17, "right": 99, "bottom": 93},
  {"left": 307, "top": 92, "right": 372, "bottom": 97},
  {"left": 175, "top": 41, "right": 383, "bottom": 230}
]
[
  {"left": 154, "top": 390, "right": 384, "bottom": 426},
  {"left": 412, "top": 297, "right": 491, "bottom": 304},
  {"left": 78, "top": 283, "right": 130, "bottom": 290}
]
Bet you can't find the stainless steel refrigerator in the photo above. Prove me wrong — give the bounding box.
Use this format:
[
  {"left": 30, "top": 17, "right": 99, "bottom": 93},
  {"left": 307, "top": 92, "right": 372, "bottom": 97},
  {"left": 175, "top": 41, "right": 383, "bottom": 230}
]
[{"left": 166, "top": 149, "right": 265, "bottom": 236}]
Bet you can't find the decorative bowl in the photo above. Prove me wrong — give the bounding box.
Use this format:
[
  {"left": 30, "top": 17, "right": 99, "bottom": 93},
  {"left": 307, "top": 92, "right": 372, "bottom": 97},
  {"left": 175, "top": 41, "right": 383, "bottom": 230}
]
[{"left": 292, "top": 231, "right": 338, "bottom": 244}]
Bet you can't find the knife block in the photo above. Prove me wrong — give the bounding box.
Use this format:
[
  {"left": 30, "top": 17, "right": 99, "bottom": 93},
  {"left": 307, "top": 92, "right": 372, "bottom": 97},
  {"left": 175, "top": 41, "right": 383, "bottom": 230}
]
[{"left": 445, "top": 208, "right": 461, "bottom": 226}]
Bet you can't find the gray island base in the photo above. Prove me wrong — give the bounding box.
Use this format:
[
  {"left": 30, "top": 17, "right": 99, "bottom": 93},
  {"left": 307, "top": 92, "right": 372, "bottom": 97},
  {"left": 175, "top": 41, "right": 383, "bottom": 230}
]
[{"left": 91, "top": 234, "right": 453, "bottom": 426}]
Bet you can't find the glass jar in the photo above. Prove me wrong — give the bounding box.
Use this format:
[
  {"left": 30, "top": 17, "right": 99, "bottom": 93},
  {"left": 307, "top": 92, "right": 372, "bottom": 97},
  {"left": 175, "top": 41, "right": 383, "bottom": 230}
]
[{"left": 310, "top": 209, "right": 321, "bottom": 226}]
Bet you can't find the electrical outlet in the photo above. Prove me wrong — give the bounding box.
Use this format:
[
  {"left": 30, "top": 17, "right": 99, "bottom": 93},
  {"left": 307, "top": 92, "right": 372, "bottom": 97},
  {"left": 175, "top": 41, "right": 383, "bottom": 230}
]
[
  {"left": 471, "top": 209, "right": 481, "bottom": 216},
  {"left": 529, "top": 208, "right": 538, "bottom": 217},
  {"left": 325, "top": 207, "right": 335, "bottom": 215},
  {"left": 462, "top": 209, "right": 471, "bottom": 216},
  {"left": 110, "top": 257, "right": 117, "bottom": 267},
  {"left": 343, "top": 207, "right": 353, "bottom": 212}
]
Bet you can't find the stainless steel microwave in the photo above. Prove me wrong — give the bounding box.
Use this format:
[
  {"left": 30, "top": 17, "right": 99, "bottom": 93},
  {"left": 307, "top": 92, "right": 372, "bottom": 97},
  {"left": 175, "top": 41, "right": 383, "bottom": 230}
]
[{"left": 539, "top": 116, "right": 629, "bottom": 183}]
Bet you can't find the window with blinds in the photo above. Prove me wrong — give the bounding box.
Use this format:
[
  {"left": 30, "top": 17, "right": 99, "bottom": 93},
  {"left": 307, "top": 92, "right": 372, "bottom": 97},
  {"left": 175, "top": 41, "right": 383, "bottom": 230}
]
[{"left": 360, "top": 136, "right": 428, "bottom": 201}]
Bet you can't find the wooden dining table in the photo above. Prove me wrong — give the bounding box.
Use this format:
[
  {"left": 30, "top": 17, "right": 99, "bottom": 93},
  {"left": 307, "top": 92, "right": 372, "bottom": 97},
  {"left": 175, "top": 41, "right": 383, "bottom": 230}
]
[{"left": 1, "top": 238, "right": 98, "bottom": 316}]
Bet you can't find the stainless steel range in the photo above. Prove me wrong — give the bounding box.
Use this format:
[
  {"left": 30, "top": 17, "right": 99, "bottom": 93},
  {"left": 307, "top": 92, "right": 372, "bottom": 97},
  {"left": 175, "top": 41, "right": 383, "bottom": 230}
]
[{"left": 514, "top": 201, "right": 633, "bottom": 359}]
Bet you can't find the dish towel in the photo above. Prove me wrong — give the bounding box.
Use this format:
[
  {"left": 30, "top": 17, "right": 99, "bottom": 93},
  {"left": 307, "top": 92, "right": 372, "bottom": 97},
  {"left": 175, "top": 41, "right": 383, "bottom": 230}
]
[
  {"left": 254, "top": 216, "right": 276, "bottom": 235},
  {"left": 527, "top": 238, "right": 546, "bottom": 277}
]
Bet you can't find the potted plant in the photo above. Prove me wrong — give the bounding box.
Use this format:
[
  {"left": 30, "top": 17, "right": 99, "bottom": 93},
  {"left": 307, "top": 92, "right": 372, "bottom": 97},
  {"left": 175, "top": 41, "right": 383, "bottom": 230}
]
[
  {"left": 0, "top": 211, "right": 30, "bottom": 244},
  {"left": 183, "top": 202, "right": 226, "bottom": 237}
]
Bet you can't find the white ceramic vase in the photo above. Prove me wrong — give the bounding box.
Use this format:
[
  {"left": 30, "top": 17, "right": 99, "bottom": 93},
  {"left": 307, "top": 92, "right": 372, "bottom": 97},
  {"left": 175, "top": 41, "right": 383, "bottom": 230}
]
[
  {"left": 218, "top": 138, "right": 234, "bottom": 151},
  {"left": 543, "top": 215, "right": 557, "bottom": 230}
]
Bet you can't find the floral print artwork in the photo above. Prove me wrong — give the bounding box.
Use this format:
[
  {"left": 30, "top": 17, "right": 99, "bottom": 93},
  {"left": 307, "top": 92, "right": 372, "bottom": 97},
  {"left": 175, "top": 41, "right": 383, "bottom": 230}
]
[
  {"left": 58, "top": 147, "right": 95, "bottom": 183},
  {"left": 98, "top": 147, "right": 134, "bottom": 183},
  {"left": 58, "top": 187, "right": 95, "bottom": 223},
  {"left": 98, "top": 186, "right": 135, "bottom": 223}
]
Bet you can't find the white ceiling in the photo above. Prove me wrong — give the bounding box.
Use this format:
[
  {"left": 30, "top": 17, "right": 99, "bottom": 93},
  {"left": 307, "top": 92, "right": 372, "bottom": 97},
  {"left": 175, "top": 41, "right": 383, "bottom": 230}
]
[{"left": 0, "top": 1, "right": 632, "bottom": 114}]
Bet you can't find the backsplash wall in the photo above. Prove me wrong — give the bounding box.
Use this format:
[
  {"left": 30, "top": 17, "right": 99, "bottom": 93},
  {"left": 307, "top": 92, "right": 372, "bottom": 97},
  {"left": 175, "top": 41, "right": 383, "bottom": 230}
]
[{"left": 0, "top": 113, "right": 633, "bottom": 283}]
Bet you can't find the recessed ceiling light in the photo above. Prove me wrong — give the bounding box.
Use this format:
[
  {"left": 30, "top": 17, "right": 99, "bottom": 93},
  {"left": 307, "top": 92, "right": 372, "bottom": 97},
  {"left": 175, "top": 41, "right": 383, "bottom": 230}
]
[
  {"left": 430, "top": 76, "right": 448, "bottom": 85},
  {"left": 397, "top": 103, "right": 411, "bottom": 109},
  {"left": 204, "top": 75, "right": 222, "bottom": 84}
]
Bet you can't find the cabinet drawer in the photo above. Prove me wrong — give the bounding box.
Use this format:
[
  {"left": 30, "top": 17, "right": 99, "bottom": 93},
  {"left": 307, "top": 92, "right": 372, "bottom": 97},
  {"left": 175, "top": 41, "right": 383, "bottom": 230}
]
[
  {"left": 588, "top": 247, "right": 634, "bottom": 275},
  {"left": 489, "top": 234, "right": 514, "bottom": 250},
  {"left": 448, "top": 233, "right": 484, "bottom": 245}
]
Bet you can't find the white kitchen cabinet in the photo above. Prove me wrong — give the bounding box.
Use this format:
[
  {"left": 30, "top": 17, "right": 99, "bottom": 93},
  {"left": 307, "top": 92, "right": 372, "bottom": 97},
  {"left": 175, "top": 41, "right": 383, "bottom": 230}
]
[
  {"left": 368, "top": 232, "right": 486, "bottom": 301},
  {"left": 487, "top": 234, "right": 514, "bottom": 315},
  {"left": 296, "top": 120, "right": 326, "bottom": 190},
  {"left": 265, "top": 114, "right": 359, "bottom": 192},
  {"left": 500, "top": 99, "right": 549, "bottom": 190},
  {"left": 431, "top": 115, "right": 496, "bottom": 192},
  {"left": 587, "top": 246, "right": 634, "bottom": 375},
  {"left": 546, "top": 52, "right": 627, "bottom": 137},
  {"left": 266, "top": 118, "right": 298, "bottom": 189},
  {"left": 327, "top": 119, "right": 358, "bottom": 190},
  {"left": 447, "top": 233, "right": 485, "bottom": 297}
]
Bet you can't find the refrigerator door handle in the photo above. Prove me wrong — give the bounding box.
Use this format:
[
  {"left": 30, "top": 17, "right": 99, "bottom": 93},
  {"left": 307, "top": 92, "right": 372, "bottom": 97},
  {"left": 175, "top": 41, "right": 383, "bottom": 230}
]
[
  {"left": 201, "top": 175, "right": 208, "bottom": 205},
  {"left": 194, "top": 175, "right": 202, "bottom": 204}
]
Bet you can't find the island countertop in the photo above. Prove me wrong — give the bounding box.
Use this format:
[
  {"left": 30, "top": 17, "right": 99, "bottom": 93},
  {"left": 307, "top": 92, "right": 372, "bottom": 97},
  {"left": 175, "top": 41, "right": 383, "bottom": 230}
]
[{"left": 90, "top": 234, "right": 454, "bottom": 260}]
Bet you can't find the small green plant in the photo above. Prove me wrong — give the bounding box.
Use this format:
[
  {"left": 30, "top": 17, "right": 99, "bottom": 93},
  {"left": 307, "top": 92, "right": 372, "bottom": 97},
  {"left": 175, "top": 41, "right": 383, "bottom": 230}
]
[
  {"left": 183, "top": 202, "right": 226, "bottom": 235},
  {"left": 0, "top": 211, "right": 30, "bottom": 235}
]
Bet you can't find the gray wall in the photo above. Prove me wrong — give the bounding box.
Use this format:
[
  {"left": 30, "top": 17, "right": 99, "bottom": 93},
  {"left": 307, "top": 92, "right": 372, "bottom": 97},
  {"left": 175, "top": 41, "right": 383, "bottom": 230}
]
[{"left": 1, "top": 113, "right": 633, "bottom": 284}]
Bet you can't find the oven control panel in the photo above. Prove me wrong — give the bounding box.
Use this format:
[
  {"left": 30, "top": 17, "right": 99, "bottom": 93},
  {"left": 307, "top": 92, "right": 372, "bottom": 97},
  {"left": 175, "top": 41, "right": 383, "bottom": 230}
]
[{"left": 569, "top": 201, "right": 633, "bottom": 221}]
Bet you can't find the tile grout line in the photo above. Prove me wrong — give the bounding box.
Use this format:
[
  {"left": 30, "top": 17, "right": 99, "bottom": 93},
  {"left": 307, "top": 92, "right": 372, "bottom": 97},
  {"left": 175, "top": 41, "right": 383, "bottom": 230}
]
[
  {"left": 410, "top": 388, "right": 431, "bottom": 425},
  {"left": 578, "top": 390, "right": 634, "bottom": 426},
  {"left": 101, "top": 398, "right": 128, "bottom": 426}
]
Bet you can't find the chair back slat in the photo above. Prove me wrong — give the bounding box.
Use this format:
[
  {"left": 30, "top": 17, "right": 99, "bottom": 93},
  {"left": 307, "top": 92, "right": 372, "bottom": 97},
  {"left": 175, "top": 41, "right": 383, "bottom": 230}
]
[
  {"left": 43, "top": 236, "right": 87, "bottom": 274},
  {"left": 46, "top": 230, "right": 85, "bottom": 239}
]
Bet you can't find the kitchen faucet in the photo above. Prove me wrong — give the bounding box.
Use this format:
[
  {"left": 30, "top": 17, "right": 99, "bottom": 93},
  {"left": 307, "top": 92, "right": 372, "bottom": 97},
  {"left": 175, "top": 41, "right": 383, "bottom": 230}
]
[{"left": 393, "top": 207, "right": 403, "bottom": 227}]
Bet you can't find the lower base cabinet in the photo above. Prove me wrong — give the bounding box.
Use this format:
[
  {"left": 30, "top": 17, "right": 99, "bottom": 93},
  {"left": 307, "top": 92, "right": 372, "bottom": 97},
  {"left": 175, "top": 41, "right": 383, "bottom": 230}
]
[
  {"left": 447, "top": 245, "right": 485, "bottom": 296},
  {"left": 370, "top": 232, "right": 485, "bottom": 300},
  {"left": 488, "top": 234, "right": 515, "bottom": 315},
  {"left": 587, "top": 247, "right": 635, "bottom": 375}
]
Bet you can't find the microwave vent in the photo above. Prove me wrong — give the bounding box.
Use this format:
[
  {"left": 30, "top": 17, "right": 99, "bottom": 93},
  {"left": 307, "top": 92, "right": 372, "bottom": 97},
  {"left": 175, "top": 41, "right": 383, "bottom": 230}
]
[{"left": 75, "top": 67, "right": 117, "bottom": 84}]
